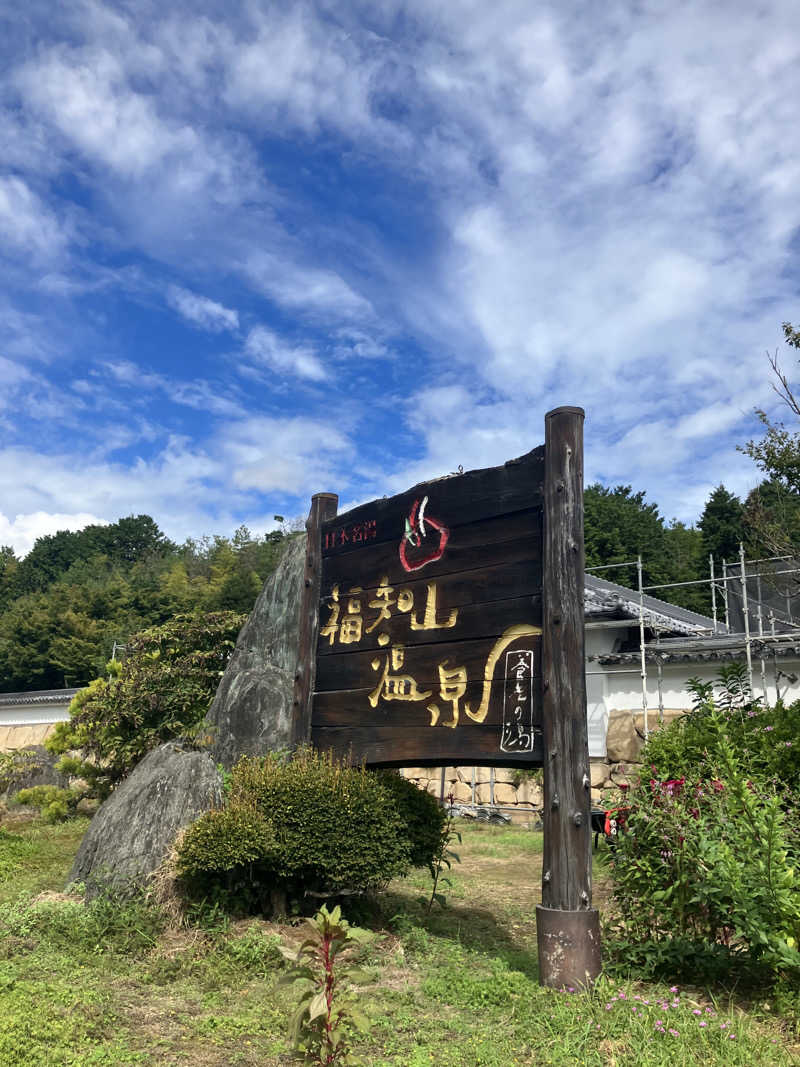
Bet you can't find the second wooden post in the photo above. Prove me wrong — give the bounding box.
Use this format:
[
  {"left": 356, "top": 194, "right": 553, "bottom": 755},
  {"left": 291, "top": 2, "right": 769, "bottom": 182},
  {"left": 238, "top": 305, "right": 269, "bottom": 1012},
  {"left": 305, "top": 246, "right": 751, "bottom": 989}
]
[{"left": 537, "top": 406, "right": 602, "bottom": 988}]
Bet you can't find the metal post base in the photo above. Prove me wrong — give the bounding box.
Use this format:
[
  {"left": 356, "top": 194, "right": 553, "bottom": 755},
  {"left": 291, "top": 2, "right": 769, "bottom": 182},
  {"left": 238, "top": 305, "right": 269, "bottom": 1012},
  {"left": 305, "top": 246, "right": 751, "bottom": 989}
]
[{"left": 536, "top": 906, "right": 602, "bottom": 989}]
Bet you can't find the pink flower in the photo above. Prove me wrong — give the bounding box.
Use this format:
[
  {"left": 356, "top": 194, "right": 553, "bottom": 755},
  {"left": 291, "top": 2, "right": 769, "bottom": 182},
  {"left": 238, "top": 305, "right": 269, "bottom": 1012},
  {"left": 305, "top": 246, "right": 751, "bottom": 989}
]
[
  {"left": 669, "top": 986, "right": 679, "bottom": 993},
  {"left": 699, "top": 1022, "right": 707, "bottom": 1028}
]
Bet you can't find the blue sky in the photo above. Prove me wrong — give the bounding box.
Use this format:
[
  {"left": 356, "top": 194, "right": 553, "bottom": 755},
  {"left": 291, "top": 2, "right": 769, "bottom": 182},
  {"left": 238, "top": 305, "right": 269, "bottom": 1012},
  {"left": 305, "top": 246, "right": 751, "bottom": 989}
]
[{"left": 1, "top": 0, "right": 799, "bottom": 555}]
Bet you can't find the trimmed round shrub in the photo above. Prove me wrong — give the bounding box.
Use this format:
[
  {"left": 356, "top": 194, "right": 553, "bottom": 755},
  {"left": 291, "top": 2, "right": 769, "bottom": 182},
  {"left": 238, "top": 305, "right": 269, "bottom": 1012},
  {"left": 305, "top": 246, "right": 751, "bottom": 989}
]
[
  {"left": 176, "top": 750, "right": 416, "bottom": 913},
  {"left": 373, "top": 770, "right": 445, "bottom": 870},
  {"left": 230, "top": 750, "right": 411, "bottom": 897},
  {"left": 177, "top": 805, "right": 278, "bottom": 877},
  {"left": 176, "top": 805, "right": 279, "bottom": 911}
]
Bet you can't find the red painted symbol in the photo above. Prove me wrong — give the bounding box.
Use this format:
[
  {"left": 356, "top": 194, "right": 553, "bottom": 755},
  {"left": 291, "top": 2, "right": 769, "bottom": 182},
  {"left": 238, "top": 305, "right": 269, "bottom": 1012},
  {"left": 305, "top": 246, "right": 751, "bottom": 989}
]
[{"left": 399, "top": 496, "right": 449, "bottom": 573}]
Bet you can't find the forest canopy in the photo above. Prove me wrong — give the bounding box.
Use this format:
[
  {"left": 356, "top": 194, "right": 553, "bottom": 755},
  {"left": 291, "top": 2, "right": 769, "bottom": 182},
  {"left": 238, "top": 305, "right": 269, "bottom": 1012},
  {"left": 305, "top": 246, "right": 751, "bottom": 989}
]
[{"left": 0, "top": 516, "right": 296, "bottom": 692}]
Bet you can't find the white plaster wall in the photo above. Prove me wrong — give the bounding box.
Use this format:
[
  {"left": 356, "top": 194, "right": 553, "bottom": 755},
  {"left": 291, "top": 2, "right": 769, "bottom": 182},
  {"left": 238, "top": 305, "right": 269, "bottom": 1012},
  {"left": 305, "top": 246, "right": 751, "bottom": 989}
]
[
  {"left": 585, "top": 627, "right": 619, "bottom": 758},
  {"left": 0, "top": 702, "right": 71, "bottom": 727},
  {"left": 602, "top": 657, "right": 800, "bottom": 717}
]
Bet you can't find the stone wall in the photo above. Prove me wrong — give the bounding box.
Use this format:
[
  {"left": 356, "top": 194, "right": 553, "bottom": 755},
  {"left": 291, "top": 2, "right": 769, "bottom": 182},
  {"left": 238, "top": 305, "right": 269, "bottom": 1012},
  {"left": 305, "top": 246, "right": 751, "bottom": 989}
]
[
  {"left": 401, "top": 765, "right": 543, "bottom": 818},
  {"left": 0, "top": 723, "right": 58, "bottom": 752},
  {"left": 401, "top": 708, "right": 689, "bottom": 814}
]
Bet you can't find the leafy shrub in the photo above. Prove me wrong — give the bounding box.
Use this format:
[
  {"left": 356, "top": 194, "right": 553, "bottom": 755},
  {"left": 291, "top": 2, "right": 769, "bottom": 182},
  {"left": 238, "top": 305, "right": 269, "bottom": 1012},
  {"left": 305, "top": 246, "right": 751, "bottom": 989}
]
[
  {"left": 229, "top": 750, "right": 412, "bottom": 898},
  {"left": 47, "top": 611, "right": 245, "bottom": 798},
  {"left": 177, "top": 750, "right": 414, "bottom": 913},
  {"left": 645, "top": 662, "right": 800, "bottom": 795},
  {"left": 0, "top": 749, "right": 41, "bottom": 794},
  {"left": 13, "top": 785, "right": 80, "bottom": 823},
  {"left": 373, "top": 771, "right": 445, "bottom": 870},
  {"left": 176, "top": 805, "right": 279, "bottom": 912},
  {"left": 607, "top": 667, "right": 800, "bottom": 985}
]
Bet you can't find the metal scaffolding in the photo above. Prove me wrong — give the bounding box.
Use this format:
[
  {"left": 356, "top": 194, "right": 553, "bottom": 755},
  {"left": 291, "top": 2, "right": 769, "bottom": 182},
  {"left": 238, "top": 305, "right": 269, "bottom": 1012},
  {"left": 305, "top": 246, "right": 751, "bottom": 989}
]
[{"left": 586, "top": 545, "right": 800, "bottom": 738}]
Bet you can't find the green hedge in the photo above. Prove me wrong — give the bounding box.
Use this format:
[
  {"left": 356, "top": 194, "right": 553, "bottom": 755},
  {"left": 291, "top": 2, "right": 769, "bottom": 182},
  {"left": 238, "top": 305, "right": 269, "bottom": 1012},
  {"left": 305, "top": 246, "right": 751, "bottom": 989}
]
[
  {"left": 176, "top": 751, "right": 443, "bottom": 914},
  {"left": 374, "top": 770, "right": 445, "bottom": 870}
]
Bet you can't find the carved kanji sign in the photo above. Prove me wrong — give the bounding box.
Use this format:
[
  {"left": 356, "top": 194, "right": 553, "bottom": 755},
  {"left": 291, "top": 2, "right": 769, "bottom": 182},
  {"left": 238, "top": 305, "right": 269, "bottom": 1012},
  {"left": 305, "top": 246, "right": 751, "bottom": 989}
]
[{"left": 311, "top": 448, "right": 544, "bottom": 767}]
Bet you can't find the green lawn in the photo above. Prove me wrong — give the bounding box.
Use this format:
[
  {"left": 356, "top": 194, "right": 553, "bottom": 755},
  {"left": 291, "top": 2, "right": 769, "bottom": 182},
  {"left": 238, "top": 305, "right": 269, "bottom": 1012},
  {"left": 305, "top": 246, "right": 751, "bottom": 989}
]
[{"left": 0, "top": 814, "right": 797, "bottom": 1066}]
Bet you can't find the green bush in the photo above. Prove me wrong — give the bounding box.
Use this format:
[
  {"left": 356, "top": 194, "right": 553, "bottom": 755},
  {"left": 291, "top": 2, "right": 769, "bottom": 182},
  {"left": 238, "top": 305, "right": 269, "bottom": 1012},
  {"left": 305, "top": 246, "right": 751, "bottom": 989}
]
[
  {"left": 0, "top": 749, "right": 42, "bottom": 794},
  {"left": 373, "top": 771, "right": 446, "bottom": 870},
  {"left": 645, "top": 662, "right": 800, "bottom": 794},
  {"left": 607, "top": 666, "right": 800, "bottom": 986},
  {"left": 176, "top": 750, "right": 415, "bottom": 913},
  {"left": 47, "top": 611, "right": 245, "bottom": 798},
  {"left": 176, "top": 805, "right": 279, "bottom": 912},
  {"left": 13, "top": 785, "right": 79, "bottom": 823}
]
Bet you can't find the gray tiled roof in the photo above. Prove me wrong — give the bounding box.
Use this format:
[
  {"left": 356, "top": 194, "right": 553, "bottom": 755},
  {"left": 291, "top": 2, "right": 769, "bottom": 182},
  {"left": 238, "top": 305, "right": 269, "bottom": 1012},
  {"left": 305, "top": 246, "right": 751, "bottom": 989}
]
[
  {"left": 0, "top": 688, "right": 79, "bottom": 706},
  {"left": 584, "top": 574, "right": 716, "bottom": 635}
]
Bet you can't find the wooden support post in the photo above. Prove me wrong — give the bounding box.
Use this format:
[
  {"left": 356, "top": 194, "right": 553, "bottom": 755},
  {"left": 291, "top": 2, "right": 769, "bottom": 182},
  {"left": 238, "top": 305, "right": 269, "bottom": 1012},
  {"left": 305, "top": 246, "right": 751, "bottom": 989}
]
[
  {"left": 291, "top": 492, "right": 338, "bottom": 748},
  {"left": 537, "top": 406, "right": 601, "bottom": 988}
]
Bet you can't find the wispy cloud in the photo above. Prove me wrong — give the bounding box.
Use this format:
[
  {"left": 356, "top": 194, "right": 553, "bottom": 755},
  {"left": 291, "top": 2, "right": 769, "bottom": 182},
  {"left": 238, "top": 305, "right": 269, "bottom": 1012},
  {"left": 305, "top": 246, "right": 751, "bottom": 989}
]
[
  {"left": 244, "top": 325, "right": 327, "bottom": 381},
  {"left": 166, "top": 285, "right": 239, "bottom": 332}
]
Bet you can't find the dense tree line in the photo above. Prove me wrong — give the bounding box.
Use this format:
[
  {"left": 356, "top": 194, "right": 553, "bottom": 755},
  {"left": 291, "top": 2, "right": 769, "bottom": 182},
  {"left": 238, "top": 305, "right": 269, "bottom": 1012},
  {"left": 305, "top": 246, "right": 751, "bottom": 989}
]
[{"left": 0, "top": 516, "right": 296, "bottom": 692}]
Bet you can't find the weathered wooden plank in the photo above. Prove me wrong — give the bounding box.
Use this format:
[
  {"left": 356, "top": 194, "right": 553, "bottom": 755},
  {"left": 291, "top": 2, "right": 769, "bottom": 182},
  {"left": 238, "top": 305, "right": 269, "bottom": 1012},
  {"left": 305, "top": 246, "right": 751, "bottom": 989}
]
[
  {"left": 540, "top": 407, "right": 592, "bottom": 912},
  {"left": 320, "top": 511, "right": 542, "bottom": 594},
  {"left": 312, "top": 724, "right": 544, "bottom": 768},
  {"left": 321, "top": 447, "right": 544, "bottom": 559},
  {"left": 311, "top": 672, "right": 543, "bottom": 730},
  {"left": 320, "top": 558, "right": 542, "bottom": 639},
  {"left": 317, "top": 592, "right": 542, "bottom": 659},
  {"left": 315, "top": 627, "right": 542, "bottom": 694},
  {"left": 290, "top": 493, "right": 338, "bottom": 747}
]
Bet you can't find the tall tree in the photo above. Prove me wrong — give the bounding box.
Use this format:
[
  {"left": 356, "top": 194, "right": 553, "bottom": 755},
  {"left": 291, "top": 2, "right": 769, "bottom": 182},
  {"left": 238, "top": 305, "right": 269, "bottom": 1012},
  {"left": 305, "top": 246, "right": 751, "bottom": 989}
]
[
  {"left": 698, "top": 485, "right": 745, "bottom": 563},
  {"left": 740, "top": 322, "right": 800, "bottom": 559},
  {"left": 584, "top": 484, "right": 669, "bottom": 586}
]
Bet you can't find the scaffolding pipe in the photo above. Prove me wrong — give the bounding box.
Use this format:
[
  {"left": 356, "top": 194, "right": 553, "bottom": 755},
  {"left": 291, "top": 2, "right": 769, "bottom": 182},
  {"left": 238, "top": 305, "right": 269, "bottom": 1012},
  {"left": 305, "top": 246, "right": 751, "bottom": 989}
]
[
  {"left": 739, "top": 543, "right": 754, "bottom": 693},
  {"left": 723, "top": 559, "right": 729, "bottom": 630},
  {"left": 757, "top": 573, "right": 768, "bottom": 705},
  {"left": 637, "top": 555, "right": 649, "bottom": 740},
  {"left": 585, "top": 561, "right": 639, "bottom": 572},
  {"left": 710, "top": 554, "right": 718, "bottom": 633},
  {"left": 643, "top": 566, "right": 800, "bottom": 592}
]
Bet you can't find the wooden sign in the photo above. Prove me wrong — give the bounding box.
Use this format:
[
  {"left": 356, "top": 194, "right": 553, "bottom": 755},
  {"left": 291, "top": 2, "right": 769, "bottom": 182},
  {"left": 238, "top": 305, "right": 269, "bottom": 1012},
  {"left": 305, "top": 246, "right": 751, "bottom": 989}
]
[
  {"left": 295, "top": 407, "right": 600, "bottom": 989},
  {"left": 309, "top": 448, "right": 545, "bottom": 767}
]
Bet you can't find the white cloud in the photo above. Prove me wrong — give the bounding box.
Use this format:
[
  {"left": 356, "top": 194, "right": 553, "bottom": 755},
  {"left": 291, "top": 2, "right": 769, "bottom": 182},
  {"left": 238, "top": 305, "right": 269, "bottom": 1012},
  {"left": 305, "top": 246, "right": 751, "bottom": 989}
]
[
  {"left": 0, "top": 511, "right": 107, "bottom": 557},
  {"left": 0, "top": 176, "right": 68, "bottom": 261},
  {"left": 221, "top": 415, "right": 353, "bottom": 494},
  {"left": 0, "top": 411, "right": 357, "bottom": 553},
  {"left": 221, "top": 6, "right": 378, "bottom": 136},
  {"left": 166, "top": 285, "right": 239, "bottom": 332},
  {"left": 243, "top": 251, "right": 372, "bottom": 321},
  {"left": 15, "top": 48, "right": 196, "bottom": 178},
  {"left": 105, "top": 361, "right": 246, "bottom": 417},
  {"left": 244, "top": 325, "right": 327, "bottom": 381}
]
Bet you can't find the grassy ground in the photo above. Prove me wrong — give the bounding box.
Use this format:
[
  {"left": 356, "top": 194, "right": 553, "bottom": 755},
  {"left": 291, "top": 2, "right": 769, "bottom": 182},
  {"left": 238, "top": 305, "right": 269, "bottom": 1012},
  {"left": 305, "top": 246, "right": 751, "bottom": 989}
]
[{"left": 0, "top": 813, "right": 797, "bottom": 1066}]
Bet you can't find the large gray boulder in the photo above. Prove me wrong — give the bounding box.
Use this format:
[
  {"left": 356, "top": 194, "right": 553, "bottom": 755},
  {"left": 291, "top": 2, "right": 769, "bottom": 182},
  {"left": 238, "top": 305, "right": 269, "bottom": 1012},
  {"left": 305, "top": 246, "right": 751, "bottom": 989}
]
[
  {"left": 204, "top": 534, "right": 305, "bottom": 768},
  {"left": 68, "top": 741, "right": 222, "bottom": 896},
  {"left": 67, "top": 535, "right": 307, "bottom": 894}
]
